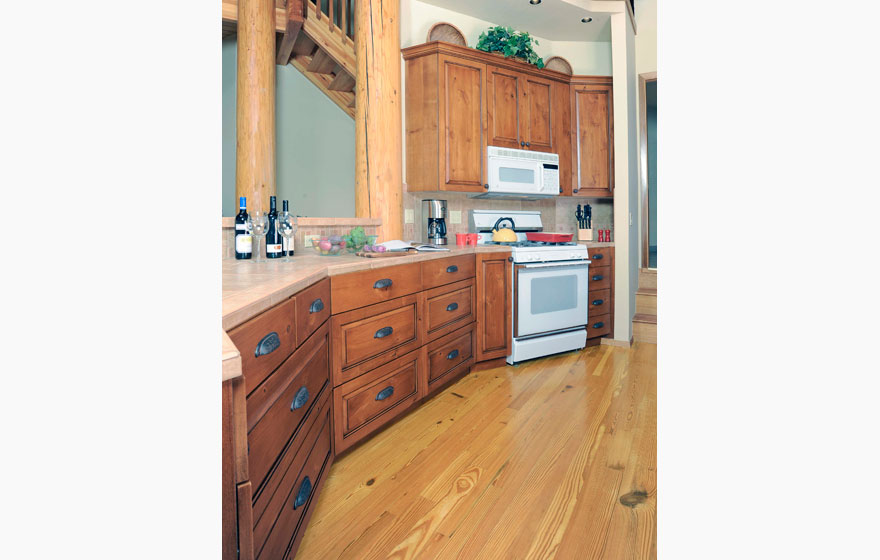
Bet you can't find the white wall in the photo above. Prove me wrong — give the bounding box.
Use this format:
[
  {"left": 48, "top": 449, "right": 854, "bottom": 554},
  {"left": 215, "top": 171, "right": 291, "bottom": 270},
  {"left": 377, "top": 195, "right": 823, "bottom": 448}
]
[
  {"left": 402, "top": 0, "right": 612, "bottom": 75},
  {"left": 222, "top": 38, "right": 356, "bottom": 217},
  {"left": 635, "top": 0, "right": 657, "bottom": 75}
]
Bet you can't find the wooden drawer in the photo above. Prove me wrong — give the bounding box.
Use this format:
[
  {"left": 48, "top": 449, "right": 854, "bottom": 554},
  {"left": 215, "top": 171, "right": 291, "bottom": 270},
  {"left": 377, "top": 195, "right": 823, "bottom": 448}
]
[
  {"left": 246, "top": 322, "right": 330, "bottom": 494},
  {"left": 421, "top": 254, "right": 475, "bottom": 290},
  {"left": 294, "top": 277, "right": 331, "bottom": 348},
  {"left": 588, "top": 246, "right": 613, "bottom": 265},
  {"left": 330, "top": 263, "right": 421, "bottom": 314},
  {"left": 422, "top": 278, "right": 475, "bottom": 342},
  {"left": 426, "top": 323, "right": 474, "bottom": 390},
  {"left": 253, "top": 392, "right": 332, "bottom": 560},
  {"left": 588, "top": 288, "right": 611, "bottom": 318},
  {"left": 587, "top": 312, "right": 611, "bottom": 339},
  {"left": 333, "top": 347, "right": 425, "bottom": 453},
  {"left": 228, "top": 296, "right": 297, "bottom": 396},
  {"left": 588, "top": 266, "right": 611, "bottom": 292},
  {"left": 330, "top": 294, "right": 423, "bottom": 386}
]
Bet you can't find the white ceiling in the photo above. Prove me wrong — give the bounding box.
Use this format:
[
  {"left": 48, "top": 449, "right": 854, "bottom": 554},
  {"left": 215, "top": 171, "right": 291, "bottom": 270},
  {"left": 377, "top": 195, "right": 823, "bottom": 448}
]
[{"left": 417, "top": 0, "right": 611, "bottom": 42}]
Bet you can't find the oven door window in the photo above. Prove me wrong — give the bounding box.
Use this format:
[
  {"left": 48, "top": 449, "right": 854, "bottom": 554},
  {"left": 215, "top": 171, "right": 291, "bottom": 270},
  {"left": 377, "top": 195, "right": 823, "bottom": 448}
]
[{"left": 516, "top": 264, "right": 588, "bottom": 338}]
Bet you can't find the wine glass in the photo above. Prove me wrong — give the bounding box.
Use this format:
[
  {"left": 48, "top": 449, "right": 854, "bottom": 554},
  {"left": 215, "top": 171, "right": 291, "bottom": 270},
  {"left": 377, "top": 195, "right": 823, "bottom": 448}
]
[
  {"left": 241, "top": 215, "right": 256, "bottom": 262},
  {"left": 277, "top": 212, "right": 297, "bottom": 263},
  {"left": 251, "top": 212, "right": 269, "bottom": 263}
]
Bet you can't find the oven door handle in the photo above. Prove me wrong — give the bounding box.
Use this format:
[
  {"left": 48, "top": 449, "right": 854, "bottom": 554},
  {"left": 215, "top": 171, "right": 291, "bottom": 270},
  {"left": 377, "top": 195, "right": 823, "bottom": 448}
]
[{"left": 517, "top": 261, "right": 589, "bottom": 270}]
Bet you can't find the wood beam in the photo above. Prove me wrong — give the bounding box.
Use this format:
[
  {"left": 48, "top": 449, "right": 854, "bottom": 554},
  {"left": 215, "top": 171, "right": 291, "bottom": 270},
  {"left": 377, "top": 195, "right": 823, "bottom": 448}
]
[
  {"left": 307, "top": 48, "right": 338, "bottom": 74},
  {"left": 354, "top": 0, "right": 403, "bottom": 241},
  {"left": 328, "top": 69, "right": 355, "bottom": 92},
  {"left": 235, "top": 0, "right": 275, "bottom": 215},
  {"left": 275, "top": 0, "right": 305, "bottom": 65}
]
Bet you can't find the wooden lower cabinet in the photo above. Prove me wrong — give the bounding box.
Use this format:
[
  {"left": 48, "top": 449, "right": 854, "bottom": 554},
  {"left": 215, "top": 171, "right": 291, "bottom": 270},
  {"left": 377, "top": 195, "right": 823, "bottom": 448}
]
[
  {"left": 475, "top": 251, "right": 512, "bottom": 361},
  {"left": 587, "top": 247, "right": 615, "bottom": 344},
  {"left": 223, "top": 282, "right": 335, "bottom": 560}
]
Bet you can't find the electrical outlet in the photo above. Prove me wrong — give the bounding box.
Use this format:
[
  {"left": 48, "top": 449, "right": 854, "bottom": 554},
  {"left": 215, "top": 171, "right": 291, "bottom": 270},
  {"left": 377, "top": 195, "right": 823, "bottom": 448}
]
[
  {"left": 304, "top": 234, "right": 320, "bottom": 248},
  {"left": 404, "top": 208, "right": 414, "bottom": 224},
  {"left": 450, "top": 210, "right": 462, "bottom": 224}
]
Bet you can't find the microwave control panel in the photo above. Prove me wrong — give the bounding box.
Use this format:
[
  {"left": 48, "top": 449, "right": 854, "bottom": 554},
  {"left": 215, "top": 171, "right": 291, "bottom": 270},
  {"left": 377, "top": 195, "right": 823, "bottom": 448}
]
[{"left": 542, "top": 163, "right": 560, "bottom": 191}]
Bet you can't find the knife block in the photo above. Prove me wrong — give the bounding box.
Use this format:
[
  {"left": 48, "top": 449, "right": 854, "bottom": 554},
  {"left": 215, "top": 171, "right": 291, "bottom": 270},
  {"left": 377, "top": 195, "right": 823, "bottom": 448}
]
[{"left": 578, "top": 228, "right": 593, "bottom": 241}]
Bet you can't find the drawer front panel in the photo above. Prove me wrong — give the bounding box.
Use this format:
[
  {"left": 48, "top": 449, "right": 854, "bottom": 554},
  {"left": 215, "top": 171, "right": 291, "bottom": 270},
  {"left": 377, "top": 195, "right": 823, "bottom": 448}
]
[
  {"left": 426, "top": 359, "right": 472, "bottom": 398},
  {"left": 228, "top": 296, "right": 297, "bottom": 395},
  {"left": 330, "top": 263, "right": 421, "bottom": 314},
  {"left": 331, "top": 294, "right": 423, "bottom": 386},
  {"left": 427, "top": 324, "right": 474, "bottom": 384},
  {"left": 421, "top": 254, "right": 476, "bottom": 290},
  {"left": 246, "top": 323, "right": 330, "bottom": 494},
  {"left": 587, "top": 288, "right": 611, "bottom": 318},
  {"left": 255, "top": 402, "right": 332, "bottom": 560},
  {"left": 334, "top": 348, "right": 425, "bottom": 452},
  {"left": 588, "top": 267, "right": 611, "bottom": 292},
  {"left": 344, "top": 360, "right": 418, "bottom": 434},
  {"left": 295, "top": 277, "right": 331, "bottom": 348},
  {"left": 423, "top": 279, "right": 475, "bottom": 341},
  {"left": 587, "top": 312, "right": 612, "bottom": 339},
  {"left": 337, "top": 297, "right": 418, "bottom": 367},
  {"left": 587, "top": 246, "right": 613, "bottom": 264}
]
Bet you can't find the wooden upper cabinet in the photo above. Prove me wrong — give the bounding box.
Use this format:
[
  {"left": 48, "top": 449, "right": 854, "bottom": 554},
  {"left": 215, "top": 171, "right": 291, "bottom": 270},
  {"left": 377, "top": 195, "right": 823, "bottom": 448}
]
[
  {"left": 486, "top": 68, "right": 553, "bottom": 153},
  {"left": 403, "top": 42, "right": 610, "bottom": 197},
  {"left": 571, "top": 81, "right": 614, "bottom": 197},
  {"left": 521, "top": 75, "right": 553, "bottom": 152},
  {"left": 438, "top": 54, "right": 487, "bottom": 191},
  {"left": 486, "top": 66, "right": 523, "bottom": 149}
]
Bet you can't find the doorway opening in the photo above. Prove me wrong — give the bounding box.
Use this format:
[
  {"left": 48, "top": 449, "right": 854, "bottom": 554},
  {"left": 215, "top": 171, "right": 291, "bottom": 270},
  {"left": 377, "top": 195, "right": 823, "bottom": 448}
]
[{"left": 639, "top": 74, "right": 657, "bottom": 269}]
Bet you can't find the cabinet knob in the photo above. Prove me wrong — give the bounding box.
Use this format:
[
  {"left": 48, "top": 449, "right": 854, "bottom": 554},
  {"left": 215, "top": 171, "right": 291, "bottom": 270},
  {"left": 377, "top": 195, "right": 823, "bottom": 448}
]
[
  {"left": 520, "top": 141, "right": 525, "bottom": 147},
  {"left": 373, "top": 278, "right": 392, "bottom": 289},
  {"left": 375, "top": 386, "right": 395, "bottom": 401},
  {"left": 592, "top": 299, "right": 604, "bottom": 306},
  {"left": 446, "top": 265, "right": 458, "bottom": 273},
  {"left": 525, "top": 142, "right": 531, "bottom": 147},
  {"left": 573, "top": 188, "right": 579, "bottom": 193},
  {"left": 592, "top": 321, "right": 605, "bottom": 329},
  {"left": 308, "top": 298, "right": 324, "bottom": 313},
  {"left": 484, "top": 183, "right": 489, "bottom": 189},
  {"left": 290, "top": 386, "right": 309, "bottom": 411},
  {"left": 374, "top": 326, "right": 393, "bottom": 338},
  {"left": 255, "top": 332, "right": 280, "bottom": 358},
  {"left": 447, "top": 349, "right": 460, "bottom": 360},
  {"left": 293, "top": 476, "right": 312, "bottom": 510},
  {"left": 592, "top": 254, "right": 603, "bottom": 260},
  {"left": 446, "top": 302, "right": 459, "bottom": 312},
  {"left": 592, "top": 275, "right": 603, "bottom": 281}
]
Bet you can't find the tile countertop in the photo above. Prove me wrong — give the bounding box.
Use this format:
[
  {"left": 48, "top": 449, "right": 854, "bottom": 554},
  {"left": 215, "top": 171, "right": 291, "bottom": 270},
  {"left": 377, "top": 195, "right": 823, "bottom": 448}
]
[{"left": 221, "top": 242, "right": 613, "bottom": 380}]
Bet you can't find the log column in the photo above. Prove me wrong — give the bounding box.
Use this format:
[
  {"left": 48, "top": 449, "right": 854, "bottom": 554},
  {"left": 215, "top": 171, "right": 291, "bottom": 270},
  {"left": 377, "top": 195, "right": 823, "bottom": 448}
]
[
  {"left": 355, "top": 0, "right": 403, "bottom": 240},
  {"left": 236, "top": 0, "right": 275, "bottom": 215}
]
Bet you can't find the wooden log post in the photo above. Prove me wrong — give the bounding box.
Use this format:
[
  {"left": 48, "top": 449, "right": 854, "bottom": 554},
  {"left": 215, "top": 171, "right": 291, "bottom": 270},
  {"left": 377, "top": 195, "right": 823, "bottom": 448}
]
[
  {"left": 354, "top": 0, "right": 403, "bottom": 241},
  {"left": 236, "top": 0, "right": 276, "bottom": 215}
]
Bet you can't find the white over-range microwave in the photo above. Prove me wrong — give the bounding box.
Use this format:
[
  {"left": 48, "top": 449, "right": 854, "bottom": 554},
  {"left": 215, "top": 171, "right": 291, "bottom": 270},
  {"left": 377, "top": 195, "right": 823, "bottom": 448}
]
[{"left": 469, "top": 146, "right": 560, "bottom": 200}]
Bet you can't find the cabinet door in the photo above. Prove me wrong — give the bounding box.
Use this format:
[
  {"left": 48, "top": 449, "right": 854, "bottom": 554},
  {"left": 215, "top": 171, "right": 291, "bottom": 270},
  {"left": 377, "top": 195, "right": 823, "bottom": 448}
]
[
  {"left": 438, "top": 54, "right": 487, "bottom": 191},
  {"left": 475, "top": 252, "right": 511, "bottom": 362},
  {"left": 520, "top": 75, "right": 553, "bottom": 152},
  {"left": 572, "top": 84, "right": 614, "bottom": 196},
  {"left": 486, "top": 65, "right": 522, "bottom": 149}
]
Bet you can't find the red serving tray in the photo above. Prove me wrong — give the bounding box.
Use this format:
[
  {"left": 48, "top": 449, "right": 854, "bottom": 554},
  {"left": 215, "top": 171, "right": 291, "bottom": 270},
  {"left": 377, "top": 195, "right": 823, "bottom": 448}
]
[{"left": 526, "top": 232, "right": 574, "bottom": 243}]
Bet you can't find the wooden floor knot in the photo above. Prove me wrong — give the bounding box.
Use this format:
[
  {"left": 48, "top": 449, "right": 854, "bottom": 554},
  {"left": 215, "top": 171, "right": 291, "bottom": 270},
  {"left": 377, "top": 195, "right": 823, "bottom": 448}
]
[
  {"left": 619, "top": 490, "right": 648, "bottom": 508},
  {"left": 365, "top": 478, "right": 375, "bottom": 486}
]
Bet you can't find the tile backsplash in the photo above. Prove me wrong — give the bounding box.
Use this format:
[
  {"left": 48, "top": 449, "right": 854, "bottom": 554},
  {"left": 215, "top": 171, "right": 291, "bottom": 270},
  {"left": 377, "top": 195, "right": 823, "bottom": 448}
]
[{"left": 403, "top": 189, "right": 614, "bottom": 243}]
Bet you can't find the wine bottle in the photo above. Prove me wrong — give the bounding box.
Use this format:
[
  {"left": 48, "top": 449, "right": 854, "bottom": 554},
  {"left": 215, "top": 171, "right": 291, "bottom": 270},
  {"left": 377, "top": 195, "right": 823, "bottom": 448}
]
[
  {"left": 266, "top": 196, "right": 283, "bottom": 259},
  {"left": 282, "top": 200, "right": 294, "bottom": 256},
  {"left": 234, "top": 196, "right": 252, "bottom": 260}
]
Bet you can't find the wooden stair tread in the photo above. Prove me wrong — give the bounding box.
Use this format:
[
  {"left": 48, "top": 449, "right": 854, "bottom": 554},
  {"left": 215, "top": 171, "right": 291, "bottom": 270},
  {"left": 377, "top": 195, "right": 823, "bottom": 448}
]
[
  {"left": 307, "top": 49, "right": 338, "bottom": 74},
  {"left": 632, "top": 313, "right": 657, "bottom": 324},
  {"left": 328, "top": 69, "right": 356, "bottom": 92}
]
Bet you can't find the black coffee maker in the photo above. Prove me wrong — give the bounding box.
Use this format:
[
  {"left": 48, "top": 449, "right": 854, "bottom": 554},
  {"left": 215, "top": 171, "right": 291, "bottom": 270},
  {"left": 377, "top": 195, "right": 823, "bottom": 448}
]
[{"left": 423, "top": 199, "right": 448, "bottom": 245}]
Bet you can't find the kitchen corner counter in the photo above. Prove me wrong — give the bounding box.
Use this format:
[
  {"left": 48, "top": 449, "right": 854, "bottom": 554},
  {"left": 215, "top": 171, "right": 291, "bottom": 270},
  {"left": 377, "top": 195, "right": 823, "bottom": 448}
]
[
  {"left": 581, "top": 242, "right": 615, "bottom": 248},
  {"left": 222, "top": 245, "right": 511, "bottom": 332}
]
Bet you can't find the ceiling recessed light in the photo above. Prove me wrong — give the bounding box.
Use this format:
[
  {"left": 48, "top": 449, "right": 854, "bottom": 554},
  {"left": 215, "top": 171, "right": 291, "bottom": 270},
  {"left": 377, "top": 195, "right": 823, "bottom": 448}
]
[
  {"left": 530, "top": 0, "right": 542, "bottom": 5},
  {"left": 581, "top": 17, "right": 593, "bottom": 23}
]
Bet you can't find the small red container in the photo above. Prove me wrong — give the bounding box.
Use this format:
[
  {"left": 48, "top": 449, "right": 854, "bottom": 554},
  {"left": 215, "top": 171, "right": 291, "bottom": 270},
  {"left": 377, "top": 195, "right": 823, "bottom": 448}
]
[
  {"left": 598, "top": 230, "right": 605, "bottom": 242},
  {"left": 605, "top": 228, "right": 611, "bottom": 242},
  {"left": 467, "top": 233, "right": 479, "bottom": 245},
  {"left": 525, "top": 232, "right": 574, "bottom": 243},
  {"left": 455, "top": 233, "right": 467, "bottom": 246}
]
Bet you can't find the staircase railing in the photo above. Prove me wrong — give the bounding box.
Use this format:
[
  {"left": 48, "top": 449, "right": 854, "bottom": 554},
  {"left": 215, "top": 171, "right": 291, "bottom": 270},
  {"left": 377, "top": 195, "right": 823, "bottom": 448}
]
[{"left": 307, "top": 0, "right": 355, "bottom": 47}]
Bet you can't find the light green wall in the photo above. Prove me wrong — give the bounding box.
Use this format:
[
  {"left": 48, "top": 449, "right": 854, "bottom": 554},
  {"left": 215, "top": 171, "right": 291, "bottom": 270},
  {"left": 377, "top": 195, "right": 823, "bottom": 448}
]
[{"left": 222, "top": 38, "right": 356, "bottom": 217}]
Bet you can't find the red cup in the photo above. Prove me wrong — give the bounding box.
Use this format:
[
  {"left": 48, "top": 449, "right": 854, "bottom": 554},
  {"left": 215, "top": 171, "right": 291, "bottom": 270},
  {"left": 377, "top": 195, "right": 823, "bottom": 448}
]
[
  {"left": 455, "top": 233, "right": 467, "bottom": 246},
  {"left": 467, "top": 233, "right": 479, "bottom": 246}
]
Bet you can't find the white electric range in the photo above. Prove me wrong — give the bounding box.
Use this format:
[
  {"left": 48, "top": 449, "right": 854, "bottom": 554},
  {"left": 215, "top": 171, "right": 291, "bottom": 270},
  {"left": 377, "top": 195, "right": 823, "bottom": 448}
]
[{"left": 469, "top": 210, "right": 591, "bottom": 364}]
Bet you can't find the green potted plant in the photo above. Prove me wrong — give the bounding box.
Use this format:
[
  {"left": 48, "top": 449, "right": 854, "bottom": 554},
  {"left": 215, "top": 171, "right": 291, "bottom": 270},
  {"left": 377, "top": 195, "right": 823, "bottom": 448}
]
[{"left": 475, "top": 26, "right": 545, "bottom": 69}]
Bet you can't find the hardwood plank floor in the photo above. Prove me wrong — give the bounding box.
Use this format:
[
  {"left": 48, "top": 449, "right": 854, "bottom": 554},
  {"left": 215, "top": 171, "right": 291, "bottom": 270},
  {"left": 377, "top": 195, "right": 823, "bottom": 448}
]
[{"left": 296, "top": 342, "right": 657, "bottom": 559}]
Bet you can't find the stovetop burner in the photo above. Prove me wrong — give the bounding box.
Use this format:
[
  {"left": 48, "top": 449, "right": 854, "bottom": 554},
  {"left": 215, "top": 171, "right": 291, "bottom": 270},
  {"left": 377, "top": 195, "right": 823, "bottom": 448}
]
[{"left": 484, "top": 240, "right": 579, "bottom": 248}]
